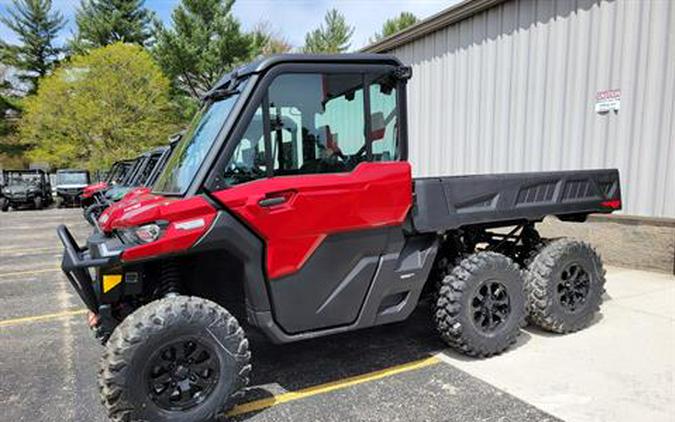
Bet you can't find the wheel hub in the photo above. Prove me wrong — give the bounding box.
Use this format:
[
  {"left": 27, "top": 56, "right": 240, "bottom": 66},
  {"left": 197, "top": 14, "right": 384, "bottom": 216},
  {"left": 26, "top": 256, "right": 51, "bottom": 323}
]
[
  {"left": 471, "top": 280, "right": 511, "bottom": 332},
  {"left": 146, "top": 339, "right": 220, "bottom": 411},
  {"left": 557, "top": 263, "right": 590, "bottom": 312}
]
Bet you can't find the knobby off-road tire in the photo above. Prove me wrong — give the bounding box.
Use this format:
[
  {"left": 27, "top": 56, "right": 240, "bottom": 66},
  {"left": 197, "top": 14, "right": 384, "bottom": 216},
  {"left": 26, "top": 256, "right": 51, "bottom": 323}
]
[
  {"left": 425, "top": 252, "right": 466, "bottom": 304},
  {"left": 98, "top": 296, "right": 251, "bottom": 422},
  {"left": 525, "top": 238, "right": 606, "bottom": 333},
  {"left": 434, "top": 252, "right": 526, "bottom": 357}
]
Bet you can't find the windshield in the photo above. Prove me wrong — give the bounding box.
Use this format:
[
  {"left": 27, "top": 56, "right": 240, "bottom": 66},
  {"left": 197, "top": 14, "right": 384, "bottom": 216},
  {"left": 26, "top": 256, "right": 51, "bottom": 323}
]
[
  {"left": 107, "top": 162, "right": 131, "bottom": 184},
  {"left": 153, "top": 82, "right": 244, "bottom": 194},
  {"left": 58, "top": 172, "right": 88, "bottom": 185},
  {"left": 7, "top": 173, "right": 40, "bottom": 185}
]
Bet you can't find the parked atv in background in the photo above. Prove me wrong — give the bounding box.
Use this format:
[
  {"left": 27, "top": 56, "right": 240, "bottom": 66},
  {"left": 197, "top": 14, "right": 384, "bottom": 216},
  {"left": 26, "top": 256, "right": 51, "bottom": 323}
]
[
  {"left": 81, "top": 160, "right": 134, "bottom": 207},
  {"left": 58, "top": 54, "right": 622, "bottom": 421},
  {"left": 84, "top": 144, "right": 175, "bottom": 227},
  {"left": 55, "top": 169, "right": 90, "bottom": 208},
  {"left": 1, "top": 169, "right": 52, "bottom": 211}
]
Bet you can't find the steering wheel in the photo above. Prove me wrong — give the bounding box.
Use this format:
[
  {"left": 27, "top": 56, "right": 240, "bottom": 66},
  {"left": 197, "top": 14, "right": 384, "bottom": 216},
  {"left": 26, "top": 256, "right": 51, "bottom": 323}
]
[{"left": 225, "top": 164, "right": 265, "bottom": 183}]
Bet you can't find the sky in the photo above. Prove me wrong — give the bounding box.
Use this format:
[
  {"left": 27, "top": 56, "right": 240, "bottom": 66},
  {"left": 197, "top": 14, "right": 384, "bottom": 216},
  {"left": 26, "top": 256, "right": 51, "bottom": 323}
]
[{"left": 0, "top": 0, "right": 457, "bottom": 51}]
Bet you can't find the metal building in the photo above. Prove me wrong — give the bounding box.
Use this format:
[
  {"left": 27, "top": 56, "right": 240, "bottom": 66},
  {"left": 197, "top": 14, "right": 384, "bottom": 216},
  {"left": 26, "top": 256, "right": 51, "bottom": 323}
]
[{"left": 366, "top": 0, "right": 674, "bottom": 218}]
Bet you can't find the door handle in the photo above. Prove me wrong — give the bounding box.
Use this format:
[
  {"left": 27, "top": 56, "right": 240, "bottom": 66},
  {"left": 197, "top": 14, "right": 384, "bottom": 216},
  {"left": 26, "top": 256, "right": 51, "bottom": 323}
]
[{"left": 258, "top": 196, "right": 287, "bottom": 207}]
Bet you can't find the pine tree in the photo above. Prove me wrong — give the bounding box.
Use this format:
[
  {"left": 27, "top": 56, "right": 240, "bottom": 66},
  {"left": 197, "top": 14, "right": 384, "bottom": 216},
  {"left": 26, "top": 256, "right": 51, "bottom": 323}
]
[
  {"left": 304, "top": 8, "right": 354, "bottom": 54},
  {"left": 251, "top": 22, "right": 292, "bottom": 56},
  {"left": 152, "top": 0, "right": 257, "bottom": 100},
  {"left": 372, "top": 12, "right": 418, "bottom": 42},
  {"left": 0, "top": 0, "right": 65, "bottom": 93},
  {"left": 70, "top": 0, "right": 154, "bottom": 52}
]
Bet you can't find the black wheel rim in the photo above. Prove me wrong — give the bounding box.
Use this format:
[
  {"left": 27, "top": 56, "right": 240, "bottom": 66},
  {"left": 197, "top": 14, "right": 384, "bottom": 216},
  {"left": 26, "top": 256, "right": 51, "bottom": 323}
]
[
  {"left": 471, "top": 280, "right": 511, "bottom": 333},
  {"left": 557, "top": 262, "right": 591, "bottom": 312},
  {"left": 146, "top": 338, "right": 220, "bottom": 411}
]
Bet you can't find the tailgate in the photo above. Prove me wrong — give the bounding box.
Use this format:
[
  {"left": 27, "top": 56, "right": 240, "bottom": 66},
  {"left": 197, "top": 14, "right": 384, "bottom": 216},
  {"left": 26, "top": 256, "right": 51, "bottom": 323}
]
[{"left": 412, "top": 169, "right": 621, "bottom": 233}]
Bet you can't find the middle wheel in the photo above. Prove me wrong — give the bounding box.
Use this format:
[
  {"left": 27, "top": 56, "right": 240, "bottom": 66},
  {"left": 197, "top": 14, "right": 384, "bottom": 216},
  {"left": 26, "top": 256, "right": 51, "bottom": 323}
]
[{"left": 434, "top": 251, "right": 526, "bottom": 357}]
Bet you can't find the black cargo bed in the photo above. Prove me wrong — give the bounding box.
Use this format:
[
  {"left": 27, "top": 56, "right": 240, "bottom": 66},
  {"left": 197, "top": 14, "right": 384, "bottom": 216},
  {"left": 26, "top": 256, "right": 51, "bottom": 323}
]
[{"left": 412, "top": 169, "right": 621, "bottom": 233}]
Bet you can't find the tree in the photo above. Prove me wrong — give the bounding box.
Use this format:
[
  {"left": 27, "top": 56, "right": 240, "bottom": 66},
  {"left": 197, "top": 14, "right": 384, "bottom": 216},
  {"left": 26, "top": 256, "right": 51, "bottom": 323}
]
[
  {"left": 70, "top": 0, "right": 154, "bottom": 52},
  {"left": 19, "top": 43, "right": 180, "bottom": 170},
  {"left": 152, "top": 0, "right": 257, "bottom": 100},
  {"left": 303, "top": 8, "right": 354, "bottom": 54},
  {"left": 251, "top": 22, "right": 292, "bottom": 56},
  {"left": 0, "top": 0, "right": 65, "bottom": 93},
  {"left": 0, "top": 66, "right": 25, "bottom": 168},
  {"left": 372, "top": 12, "right": 418, "bottom": 42}
]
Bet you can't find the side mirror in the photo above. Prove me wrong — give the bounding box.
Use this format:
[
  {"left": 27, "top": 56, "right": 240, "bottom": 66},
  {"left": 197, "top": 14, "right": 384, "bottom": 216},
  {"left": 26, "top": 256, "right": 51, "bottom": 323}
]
[{"left": 370, "top": 112, "right": 386, "bottom": 142}]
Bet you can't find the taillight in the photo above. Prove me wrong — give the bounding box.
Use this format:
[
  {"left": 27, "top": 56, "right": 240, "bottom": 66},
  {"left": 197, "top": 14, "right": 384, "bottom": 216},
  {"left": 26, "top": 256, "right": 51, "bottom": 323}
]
[{"left": 601, "top": 199, "right": 621, "bottom": 209}]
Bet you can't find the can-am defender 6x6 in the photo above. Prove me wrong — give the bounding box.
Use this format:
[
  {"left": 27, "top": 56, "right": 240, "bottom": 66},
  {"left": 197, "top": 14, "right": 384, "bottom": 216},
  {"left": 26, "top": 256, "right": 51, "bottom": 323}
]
[{"left": 58, "top": 54, "right": 621, "bottom": 421}]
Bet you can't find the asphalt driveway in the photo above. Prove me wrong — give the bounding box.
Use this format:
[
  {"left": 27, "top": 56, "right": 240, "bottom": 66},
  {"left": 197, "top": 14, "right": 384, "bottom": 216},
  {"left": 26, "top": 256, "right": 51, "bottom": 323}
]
[{"left": 0, "top": 208, "right": 672, "bottom": 421}]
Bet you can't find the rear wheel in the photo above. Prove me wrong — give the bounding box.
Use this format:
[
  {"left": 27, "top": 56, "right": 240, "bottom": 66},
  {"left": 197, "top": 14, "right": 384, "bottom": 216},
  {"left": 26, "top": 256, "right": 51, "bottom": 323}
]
[
  {"left": 99, "top": 296, "right": 251, "bottom": 421},
  {"left": 0, "top": 198, "right": 8, "bottom": 212},
  {"left": 434, "top": 251, "right": 526, "bottom": 357},
  {"left": 33, "top": 196, "right": 43, "bottom": 210},
  {"left": 525, "top": 238, "right": 605, "bottom": 333}
]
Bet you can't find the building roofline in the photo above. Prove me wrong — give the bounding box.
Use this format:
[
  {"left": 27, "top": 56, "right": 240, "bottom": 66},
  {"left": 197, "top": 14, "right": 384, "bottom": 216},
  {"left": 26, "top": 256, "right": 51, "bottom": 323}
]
[{"left": 362, "top": 0, "right": 507, "bottom": 53}]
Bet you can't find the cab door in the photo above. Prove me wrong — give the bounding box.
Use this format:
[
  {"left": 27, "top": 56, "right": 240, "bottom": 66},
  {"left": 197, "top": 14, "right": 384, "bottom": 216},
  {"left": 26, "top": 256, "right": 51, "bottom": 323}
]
[{"left": 211, "top": 68, "right": 412, "bottom": 334}]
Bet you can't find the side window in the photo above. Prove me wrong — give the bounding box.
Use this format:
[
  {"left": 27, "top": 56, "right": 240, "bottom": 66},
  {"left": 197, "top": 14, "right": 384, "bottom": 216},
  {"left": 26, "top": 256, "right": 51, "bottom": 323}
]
[
  {"left": 222, "top": 107, "right": 268, "bottom": 186},
  {"left": 369, "top": 74, "right": 398, "bottom": 161},
  {"left": 268, "top": 73, "right": 367, "bottom": 175}
]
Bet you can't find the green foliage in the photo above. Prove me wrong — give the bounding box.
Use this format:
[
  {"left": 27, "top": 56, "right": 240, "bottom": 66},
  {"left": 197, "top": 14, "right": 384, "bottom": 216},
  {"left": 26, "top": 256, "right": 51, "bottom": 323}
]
[
  {"left": 70, "top": 0, "right": 155, "bottom": 53},
  {"left": 372, "top": 12, "right": 418, "bottom": 42},
  {"left": 19, "top": 43, "right": 180, "bottom": 170},
  {"left": 251, "top": 22, "right": 292, "bottom": 56},
  {"left": 303, "top": 8, "right": 354, "bottom": 54},
  {"left": 0, "top": 0, "right": 65, "bottom": 92},
  {"left": 152, "top": 0, "right": 258, "bottom": 99}
]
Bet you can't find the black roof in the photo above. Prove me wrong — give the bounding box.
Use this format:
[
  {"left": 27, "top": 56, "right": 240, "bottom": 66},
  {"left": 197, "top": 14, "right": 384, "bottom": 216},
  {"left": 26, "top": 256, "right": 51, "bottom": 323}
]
[
  {"left": 210, "top": 53, "right": 402, "bottom": 94},
  {"left": 2, "top": 169, "right": 46, "bottom": 174},
  {"left": 57, "top": 169, "right": 89, "bottom": 173}
]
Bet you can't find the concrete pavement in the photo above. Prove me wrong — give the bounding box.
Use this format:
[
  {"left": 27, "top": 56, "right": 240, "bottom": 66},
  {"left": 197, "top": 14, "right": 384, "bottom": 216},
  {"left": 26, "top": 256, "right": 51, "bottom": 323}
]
[{"left": 440, "top": 266, "right": 675, "bottom": 422}]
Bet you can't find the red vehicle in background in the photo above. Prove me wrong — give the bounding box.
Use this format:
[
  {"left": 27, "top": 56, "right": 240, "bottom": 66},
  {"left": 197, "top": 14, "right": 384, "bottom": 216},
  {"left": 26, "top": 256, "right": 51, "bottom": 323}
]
[
  {"left": 81, "top": 160, "right": 134, "bottom": 206},
  {"left": 58, "top": 54, "right": 621, "bottom": 421}
]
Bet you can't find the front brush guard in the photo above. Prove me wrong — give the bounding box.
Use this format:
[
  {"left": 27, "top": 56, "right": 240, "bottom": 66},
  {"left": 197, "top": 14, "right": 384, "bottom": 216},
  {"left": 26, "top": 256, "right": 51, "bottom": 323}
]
[{"left": 57, "top": 225, "right": 119, "bottom": 312}]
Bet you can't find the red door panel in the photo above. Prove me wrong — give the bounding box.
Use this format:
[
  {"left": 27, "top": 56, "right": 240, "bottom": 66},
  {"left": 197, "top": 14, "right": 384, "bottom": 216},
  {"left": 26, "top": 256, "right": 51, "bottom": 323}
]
[{"left": 212, "top": 161, "right": 413, "bottom": 279}]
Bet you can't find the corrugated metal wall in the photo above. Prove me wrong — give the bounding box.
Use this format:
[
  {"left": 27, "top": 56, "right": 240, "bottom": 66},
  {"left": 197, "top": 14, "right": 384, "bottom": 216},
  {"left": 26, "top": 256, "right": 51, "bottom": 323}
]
[{"left": 388, "top": 0, "right": 674, "bottom": 217}]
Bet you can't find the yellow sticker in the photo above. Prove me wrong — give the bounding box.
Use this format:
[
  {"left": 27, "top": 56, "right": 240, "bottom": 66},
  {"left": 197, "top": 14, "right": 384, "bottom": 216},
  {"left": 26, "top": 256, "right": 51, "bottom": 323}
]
[{"left": 102, "top": 274, "right": 123, "bottom": 293}]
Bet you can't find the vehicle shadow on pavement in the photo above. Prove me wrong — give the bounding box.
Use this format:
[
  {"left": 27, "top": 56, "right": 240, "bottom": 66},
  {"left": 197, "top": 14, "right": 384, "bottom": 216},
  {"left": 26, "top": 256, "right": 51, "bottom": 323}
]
[
  {"left": 227, "top": 300, "right": 535, "bottom": 420},
  {"left": 235, "top": 303, "right": 446, "bottom": 409},
  {"left": 523, "top": 312, "right": 605, "bottom": 338}
]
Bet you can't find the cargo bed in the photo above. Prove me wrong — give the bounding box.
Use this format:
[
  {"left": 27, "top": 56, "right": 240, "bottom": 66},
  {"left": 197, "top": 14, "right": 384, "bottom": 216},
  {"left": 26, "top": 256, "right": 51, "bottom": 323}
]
[{"left": 412, "top": 169, "right": 621, "bottom": 233}]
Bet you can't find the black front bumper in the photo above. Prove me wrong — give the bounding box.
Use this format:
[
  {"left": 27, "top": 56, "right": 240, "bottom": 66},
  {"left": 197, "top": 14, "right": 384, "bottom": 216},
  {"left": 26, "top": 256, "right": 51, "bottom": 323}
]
[
  {"left": 57, "top": 225, "right": 120, "bottom": 312},
  {"left": 5, "top": 194, "right": 33, "bottom": 205}
]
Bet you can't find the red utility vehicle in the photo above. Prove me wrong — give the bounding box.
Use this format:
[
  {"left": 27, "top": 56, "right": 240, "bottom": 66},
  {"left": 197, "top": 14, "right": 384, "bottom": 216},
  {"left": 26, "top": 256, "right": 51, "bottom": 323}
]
[{"left": 58, "top": 54, "right": 621, "bottom": 421}]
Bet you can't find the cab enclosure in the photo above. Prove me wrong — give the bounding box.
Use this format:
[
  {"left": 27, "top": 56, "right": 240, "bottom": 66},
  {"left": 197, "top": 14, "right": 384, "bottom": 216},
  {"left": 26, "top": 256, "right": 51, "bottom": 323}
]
[{"left": 1, "top": 169, "right": 52, "bottom": 211}]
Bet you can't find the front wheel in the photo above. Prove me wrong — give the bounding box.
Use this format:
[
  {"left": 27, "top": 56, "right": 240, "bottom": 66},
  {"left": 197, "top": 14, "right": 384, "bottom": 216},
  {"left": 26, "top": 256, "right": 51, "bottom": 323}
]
[
  {"left": 0, "top": 198, "right": 8, "bottom": 212},
  {"left": 33, "top": 196, "right": 43, "bottom": 210},
  {"left": 99, "top": 296, "right": 251, "bottom": 421}
]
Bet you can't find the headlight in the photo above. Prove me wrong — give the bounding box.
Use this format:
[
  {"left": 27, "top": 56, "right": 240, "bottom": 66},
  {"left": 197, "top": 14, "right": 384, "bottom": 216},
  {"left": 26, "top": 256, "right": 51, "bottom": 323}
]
[
  {"left": 119, "top": 223, "right": 164, "bottom": 244},
  {"left": 134, "top": 223, "right": 162, "bottom": 243}
]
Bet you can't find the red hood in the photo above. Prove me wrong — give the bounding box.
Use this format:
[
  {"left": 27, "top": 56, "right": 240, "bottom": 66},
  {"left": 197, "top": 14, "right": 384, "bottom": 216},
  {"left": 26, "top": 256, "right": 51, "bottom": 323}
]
[
  {"left": 122, "top": 187, "right": 151, "bottom": 201},
  {"left": 82, "top": 182, "right": 108, "bottom": 198},
  {"left": 99, "top": 193, "right": 218, "bottom": 262},
  {"left": 98, "top": 192, "right": 170, "bottom": 233}
]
